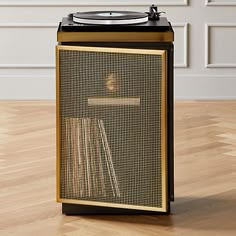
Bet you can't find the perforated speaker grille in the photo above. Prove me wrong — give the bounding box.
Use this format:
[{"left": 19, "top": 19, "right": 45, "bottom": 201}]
[{"left": 57, "top": 46, "right": 166, "bottom": 211}]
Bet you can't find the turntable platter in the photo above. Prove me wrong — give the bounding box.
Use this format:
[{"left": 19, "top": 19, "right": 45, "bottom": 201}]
[{"left": 73, "top": 11, "right": 148, "bottom": 25}]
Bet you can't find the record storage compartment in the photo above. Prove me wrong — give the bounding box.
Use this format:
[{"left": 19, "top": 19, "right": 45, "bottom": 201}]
[{"left": 56, "top": 21, "right": 174, "bottom": 215}]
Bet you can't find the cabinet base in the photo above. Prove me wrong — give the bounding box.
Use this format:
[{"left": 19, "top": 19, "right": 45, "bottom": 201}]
[{"left": 62, "top": 203, "right": 170, "bottom": 215}]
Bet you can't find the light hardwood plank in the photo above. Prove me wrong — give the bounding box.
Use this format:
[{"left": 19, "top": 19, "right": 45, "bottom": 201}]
[{"left": 0, "top": 101, "right": 235, "bottom": 236}]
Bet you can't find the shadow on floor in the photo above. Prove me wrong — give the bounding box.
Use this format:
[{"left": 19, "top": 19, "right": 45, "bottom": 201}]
[{"left": 73, "top": 189, "right": 236, "bottom": 231}]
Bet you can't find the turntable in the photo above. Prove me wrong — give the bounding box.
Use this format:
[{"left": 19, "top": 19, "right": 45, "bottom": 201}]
[
  {"left": 58, "top": 5, "right": 174, "bottom": 39},
  {"left": 56, "top": 5, "right": 174, "bottom": 215}
]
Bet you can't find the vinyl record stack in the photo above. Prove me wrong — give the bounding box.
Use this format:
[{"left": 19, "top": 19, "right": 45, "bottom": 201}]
[{"left": 63, "top": 117, "right": 120, "bottom": 198}]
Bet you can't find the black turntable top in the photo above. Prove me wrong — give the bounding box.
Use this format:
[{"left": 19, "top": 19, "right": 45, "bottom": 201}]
[
  {"left": 61, "top": 17, "right": 170, "bottom": 32},
  {"left": 59, "top": 6, "right": 171, "bottom": 32}
]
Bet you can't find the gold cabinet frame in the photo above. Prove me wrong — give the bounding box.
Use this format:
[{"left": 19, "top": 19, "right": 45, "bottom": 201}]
[{"left": 56, "top": 45, "right": 168, "bottom": 212}]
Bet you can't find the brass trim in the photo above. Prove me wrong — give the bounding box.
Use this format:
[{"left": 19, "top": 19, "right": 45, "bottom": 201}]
[
  {"left": 56, "top": 46, "right": 60, "bottom": 202},
  {"left": 56, "top": 45, "right": 168, "bottom": 212},
  {"left": 57, "top": 32, "right": 174, "bottom": 43},
  {"left": 57, "top": 45, "right": 167, "bottom": 55},
  {"left": 161, "top": 50, "right": 168, "bottom": 211},
  {"left": 58, "top": 198, "right": 166, "bottom": 212}
]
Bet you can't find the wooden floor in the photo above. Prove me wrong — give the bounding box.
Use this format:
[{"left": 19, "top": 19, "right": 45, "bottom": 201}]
[{"left": 0, "top": 101, "right": 235, "bottom": 236}]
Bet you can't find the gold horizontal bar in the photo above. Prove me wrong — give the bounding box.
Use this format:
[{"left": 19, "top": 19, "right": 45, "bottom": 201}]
[
  {"left": 57, "top": 32, "right": 174, "bottom": 42},
  {"left": 58, "top": 198, "right": 166, "bottom": 212},
  {"left": 57, "top": 45, "right": 166, "bottom": 56},
  {"left": 88, "top": 97, "right": 140, "bottom": 106}
]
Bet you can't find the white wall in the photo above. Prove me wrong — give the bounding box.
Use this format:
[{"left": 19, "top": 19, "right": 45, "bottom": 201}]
[{"left": 0, "top": 0, "right": 236, "bottom": 100}]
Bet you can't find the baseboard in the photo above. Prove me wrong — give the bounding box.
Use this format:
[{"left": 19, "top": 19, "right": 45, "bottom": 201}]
[
  {"left": 0, "top": 76, "right": 55, "bottom": 100},
  {"left": 0, "top": 75, "right": 236, "bottom": 100},
  {"left": 174, "top": 75, "right": 236, "bottom": 100}
]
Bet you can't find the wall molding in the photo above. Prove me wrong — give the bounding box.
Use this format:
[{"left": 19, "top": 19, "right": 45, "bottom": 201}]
[
  {"left": 0, "top": 22, "right": 189, "bottom": 69},
  {"left": 0, "top": 64, "right": 55, "bottom": 69},
  {"left": 0, "top": 23, "right": 57, "bottom": 28},
  {"left": 173, "top": 23, "right": 189, "bottom": 68},
  {"left": 205, "top": 23, "right": 236, "bottom": 68},
  {"left": 0, "top": 1, "right": 188, "bottom": 7},
  {"left": 0, "top": 24, "right": 57, "bottom": 69},
  {"left": 0, "top": 75, "right": 53, "bottom": 78},
  {"left": 205, "top": 0, "right": 236, "bottom": 6}
]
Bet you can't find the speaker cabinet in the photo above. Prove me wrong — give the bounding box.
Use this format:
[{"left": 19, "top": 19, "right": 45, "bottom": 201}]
[
  {"left": 56, "top": 21, "right": 174, "bottom": 214},
  {"left": 56, "top": 45, "right": 173, "bottom": 214}
]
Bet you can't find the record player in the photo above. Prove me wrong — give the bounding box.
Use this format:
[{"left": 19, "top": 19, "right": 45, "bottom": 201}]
[
  {"left": 56, "top": 5, "right": 174, "bottom": 215},
  {"left": 57, "top": 5, "right": 174, "bottom": 42}
]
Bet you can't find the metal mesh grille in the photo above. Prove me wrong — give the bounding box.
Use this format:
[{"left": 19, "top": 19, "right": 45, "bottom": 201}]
[{"left": 59, "top": 48, "right": 164, "bottom": 209}]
